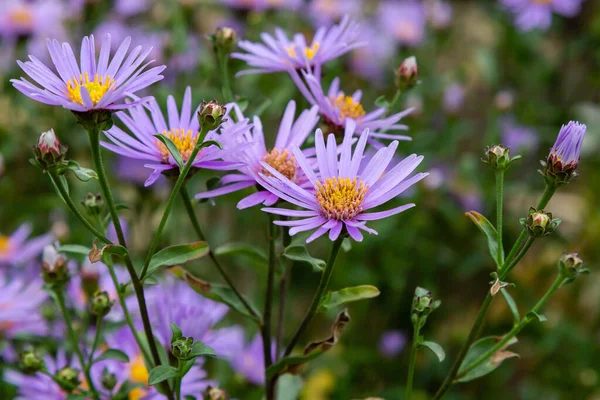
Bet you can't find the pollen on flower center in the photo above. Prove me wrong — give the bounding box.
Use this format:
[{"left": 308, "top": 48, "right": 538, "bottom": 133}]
[
  {"left": 67, "top": 72, "right": 114, "bottom": 106},
  {"left": 156, "top": 128, "right": 199, "bottom": 163},
  {"left": 316, "top": 177, "right": 368, "bottom": 220},
  {"left": 286, "top": 42, "right": 320, "bottom": 61},
  {"left": 0, "top": 236, "right": 11, "bottom": 255},
  {"left": 129, "top": 355, "right": 149, "bottom": 383},
  {"left": 333, "top": 94, "right": 366, "bottom": 121},
  {"left": 261, "top": 149, "right": 297, "bottom": 181}
]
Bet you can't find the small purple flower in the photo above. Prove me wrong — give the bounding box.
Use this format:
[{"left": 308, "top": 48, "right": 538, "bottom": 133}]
[
  {"left": 349, "top": 24, "right": 397, "bottom": 84},
  {"left": 543, "top": 121, "right": 586, "bottom": 185},
  {"left": 299, "top": 73, "right": 413, "bottom": 146},
  {"left": 0, "top": 271, "right": 48, "bottom": 339},
  {"left": 501, "top": 0, "right": 583, "bottom": 31},
  {"left": 195, "top": 101, "right": 320, "bottom": 209},
  {"left": 221, "top": 0, "right": 302, "bottom": 11},
  {"left": 0, "top": 223, "right": 53, "bottom": 267},
  {"left": 226, "top": 331, "right": 274, "bottom": 385},
  {"left": 426, "top": 0, "right": 453, "bottom": 29},
  {"left": 232, "top": 15, "right": 365, "bottom": 78},
  {"left": 114, "top": 0, "right": 149, "bottom": 16},
  {"left": 443, "top": 83, "right": 465, "bottom": 114},
  {"left": 308, "top": 0, "right": 363, "bottom": 27},
  {"left": 12, "top": 34, "right": 166, "bottom": 112},
  {"left": 0, "top": 0, "right": 66, "bottom": 39},
  {"left": 378, "top": 1, "right": 426, "bottom": 47},
  {"left": 102, "top": 87, "right": 248, "bottom": 186},
  {"left": 259, "top": 123, "right": 428, "bottom": 242},
  {"left": 501, "top": 117, "right": 539, "bottom": 153},
  {"left": 379, "top": 330, "right": 406, "bottom": 357}
]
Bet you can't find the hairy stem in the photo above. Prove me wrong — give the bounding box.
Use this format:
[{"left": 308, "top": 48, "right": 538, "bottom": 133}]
[
  {"left": 496, "top": 169, "right": 505, "bottom": 266},
  {"left": 405, "top": 321, "right": 421, "bottom": 400}
]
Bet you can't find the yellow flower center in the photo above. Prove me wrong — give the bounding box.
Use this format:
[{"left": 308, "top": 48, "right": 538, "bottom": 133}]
[
  {"left": 333, "top": 94, "right": 366, "bottom": 121},
  {"left": 9, "top": 7, "right": 33, "bottom": 27},
  {"left": 130, "top": 355, "right": 149, "bottom": 383},
  {"left": 67, "top": 72, "right": 114, "bottom": 106},
  {"left": 286, "top": 42, "right": 320, "bottom": 61},
  {"left": 156, "top": 128, "right": 199, "bottom": 163},
  {"left": 0, "top": 236, "right": 11, "bottom": 255},
  {"left": 316, "top": 177, "right": 368, "bottom": 220},
  {"left": 129, "top": 388, "right": 147, "bottom": 400},
  {"left": 261, "top": 149, "right": 297, "bottom": 181}
]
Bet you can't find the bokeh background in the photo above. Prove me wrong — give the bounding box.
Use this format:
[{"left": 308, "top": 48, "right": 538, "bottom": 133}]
[{"left": 1, "top": 0, "right": 600, "bottom": 399}]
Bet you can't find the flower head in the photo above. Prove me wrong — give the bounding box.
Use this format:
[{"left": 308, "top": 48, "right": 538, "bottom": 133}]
[
  {"left": 0, "top": 272, "right": 48, "bottom": 339},
  {"left": 34, "top": 128, "right": 68, "bottom": 170},
  {"left": 378, "top": 1, "right": 426, "bottom": 46},
  {"left": 196, "top": 100, "right": 320, "bottom": 209},
  {"left": 259, "top": 123, "right": 427, "bottom": 242},
  {"left": 501, "top": 0, "right": 583, "bottom": 31},
  {"left": 12, "top": 34, "right": 165, "bottom": 112},
  {"left": 0, "top": 223, "right": 53, "bottom": 267},
  {"left": 232, "top": 15, "right": 365, "bottom": 77},
  {"left": 379, "top": 330, "right": 406, "bottom": 358},
  {"left": 225, "top": 331, "right": 276, "bottom": 385},
  {"left": 542, "top": 121, "right": 586, "bottom": 186},
  {"left": 299, "top": 73, "right": 413, "bottom": 146},
  {"left": 102, "top": 87, "right": 248, "bottom": 186}
]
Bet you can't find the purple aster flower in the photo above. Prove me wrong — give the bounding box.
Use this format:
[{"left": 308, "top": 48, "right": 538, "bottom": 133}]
[
  {"left": 425, "top": 0, "right": 453, "bottom": 29},
  {"left": 232, "top": 15, "right": 366, "bottom": 78},
  {"left": 195, "top": 100, "right": 320, "bottom": 209},
  {"left": 0, "top": 223, "right": 53, "bottom": 267},
  {"left": 543, "top": 121, "right": 586, "bottom": 185},
  {"left": 0, "top": 0, "right": 66, "bottom": 39},
  {"left": 308, "top": 0, "right": 363, "bottom": 27},
  {"left": 12, "top": 34, "right": 165, "bottom": 112},
  {"left": 349, "top": 24, "right": 397, "bottom": 84},
  {"left": 0, "top": 271, "right": 48, "bottom": 339},
  {"left": 101, "top": 87, "right": 248, "bottom": 186},
  {"left": 225, "top": 331, "right": 275, "bottom": 385},
  {"left": 443, "top": 83, "right": 465, "bottom": 114},
  {"left": 501, "top": 117, "right": 539, "bottom": 153},
  {"left": 501, "top": 0, "right": 583, "bottom": 31},
  {"left": 114, "top": 0, "right": 149, "bottom": 16},
  {"left": 378, "top": 1, "right": 426, "bottom": 47},
  {"left": 298, "top": 73, "right": 413, "bottom": 146},
  {"left": 379, "top": 330, "right": 406, "bottom": 357},
  {"left": 258, "top": 123, "right": 428, "bottom": 242},
  {"left": 221, "top": 0, "right": 302, "bottom": 11}
]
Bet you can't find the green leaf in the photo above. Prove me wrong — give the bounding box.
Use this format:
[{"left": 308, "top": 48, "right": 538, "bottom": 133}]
[
  {"left": 94, "top": 348, "right": 130, "bottom": 363},
  {"left": 465, "top": 211, "right": 504, "bottom": 267},
  {"left": 148, "top": 365, "right": 179, "bottom": 386},
  {"left": 184, "top": 273, "right": 261, "bottom": 323},
  {"left": 67, "top": 160, "right": 98, "bottom": 182},
  {"left": 198, "top": 140, "right": 223, "bottom": 150},
  {"left": 375, "top": 95, "right": 390, "bottom": 109},
  {"left": 456, "top": 336, "right": 519, "bottom": 383},
  {"left": 89, "top": 242, "right": 129, "bottom": 263},
  {"left": 283, "top": 244, "right": 325, "bottom": 272},
  {"left": 170, "top": 323, "right": 182, "bottom": 343},
  {"left": 154, "top": 134, "right": 184, "bottom": 168},
  {"left": 187, "top": 340, "right": 216, "bottom": 359},
  {"left": 57, "top": 244, "right": 91, "bottom": 256},
  {"left": 267, "top": 350, "right": 325, "bottom": 379},
  {"left": 420, "top": 341, "right": 446, "bottom": 362},
  {"left": 214, "top": 242, "right": 268, "bottom": 266},
  {"left": 276, "top": 374, "right": 303, "bottom": 400},
  {"left": 500, "top": 288, "right": 520, "bottom": 324},
  {"left": 526, "top": 311, "right": 547, "bottom": 323},
  {"left": 318, "top": 285, "right": 380, "bottom": 312},
  {"left": 145, "top": 242, "right": 209, "bottom": 280}
]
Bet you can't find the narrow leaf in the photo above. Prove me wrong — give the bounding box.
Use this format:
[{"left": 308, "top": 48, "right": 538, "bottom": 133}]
[
  {"left": 283, "top": 244, "right": 325, "bottom": 272},
  {"left": 94, "top": 348, "right": 130, "bottom": 363},
  {"left": 526, "top": 311, "right": 547, "bottom": 323},
  {"left": 154, "top": 134, "right": 184, "bottom": 168},
  {"left": 57, "top": 244, "right": 91, "bottom": 256},
  {"left": 214, "top": 243, "right": 268, "bottom": 265},
  {"left": 67, "top": 160, "right": 97, "bottom": 182},
  {"left": 148, "top": 365, "right": 179, "bottom": 386},
  {"left": 146, "top": 242, "right": 209, "bottom": 279},
  {"left": 198, "top": 140, "right": 223, "bottom": 150},
  {"left": 500, "top": 288, "right": 520, "bottom": 324},
  {"left": 187, "top": 341, "right": 216, "bottom": 359},
  {"left": 420, "top": 341, "right": 446, "bottom": 362},
  {"left": 465, "top": 211, "right": 504, "bottom": 267},
  {"left": 170, "top": 323, "right": 182, "bottom": 343},
  {"left": 318, "top": 285, "right": 380, "bottom": 312},
  {"left": 276, "top": 374, "right": 303, "bottom": 400},
  {"left": 456, "top": 336, "right": 519, "bottom": 383}
]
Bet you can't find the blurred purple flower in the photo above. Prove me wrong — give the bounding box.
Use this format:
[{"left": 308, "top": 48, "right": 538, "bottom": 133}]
[
  {"left": 501, "top": 0, "right": 583, "bottom": 31},
  {"left": 221, "top": 0, "right": 302, "bottom": 11},
  {"left": 0, "top": 223, "right": 53, "bottom": 267},
  {"left": 115, "top": 155, "right": 165, "bottom": 186},
  {"left": 0, "top": 271, "right": 48, "bottom": 339},
  {"left": 501, "top": 117, "right": 539, "bottom": 153},
  {"left": 349, "top": 24, "right": 397, "bottom": 84},
  {"left": 225, "top": 330, "right": 276, "bottom": 385},
  {"left": 443, "top": 83, "right": 465, "bottom": 114},
  {"left": 548, "top": 121, "right": 586, "bottom": 166},
  {"left": 426, "top": 0, "right": 453, "bottom": 29},
  {"left": 308, "top": 0, "right": 363, "bottom": 27},
  {"left": 379, "top": 330, "right": 406, "bottom": 357},
  {"left": 378, "top": 1, "right": 426, "bottom": 47},
  {"left": 114, "top": 0, "right": 149, "bottom": 16},
  {"left": 456, "top": 190, "right": 484, "bottom": 213},
  {"left": 195, "top": 101, "right": 320, "bottom": 209},
  {"left": 0, "top": 0, "right": 66, "bottom": 39}
]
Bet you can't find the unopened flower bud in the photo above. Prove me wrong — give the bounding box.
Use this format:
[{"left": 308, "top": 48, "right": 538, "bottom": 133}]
[
  {"left": 19, "top": 350, "right": 45, "bottom": 375},
  {"left": 33, "top": 129, "right": 68, "bottom": 171},
  {"left": 213, "top": 27, "right": 237, "bottom": 54},
  {"left": 41, "top": 244, "right": 69, "bottom": 286},
  {"left": 541, "top": 121, "right": 586, "bottom": 187},
  {"left": 411, "top": 287, "right": 440, "bottom": 328},
  {"left": 559, "top": 252, "right": 586, "bottom": 280},
  {"left": 198, "top": 100, "right": 227, "bottom": 132},
  {"left": 82, "top": 193, "right": 103, "bottom": 217},
  {"left": 522, "top": 207, "right": 560, "bottom": 238},
  {"left": 89, "top": 291, "right": 114, "bottom": 317},
  {"left": 395, "top": 56, "right": 418, "bottom": 91},
  {"left": 101, "top": 367, "right": 117, "bottom": 390},
  {"left": 172, "top": 336, "right": 194, "bottom": 359},
  {"left": 483, "top": 145, "right": 512, "bottom": 170},
  {"left": 56, "top": 366, "right": 81, "bottom": 392},
  {"left": 206, "top": 386, "right": 228, "bottom": 400}
]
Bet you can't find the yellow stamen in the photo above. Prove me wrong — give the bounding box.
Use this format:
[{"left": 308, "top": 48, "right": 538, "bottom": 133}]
[
  {"left": 305, "top": 42, "right": 320, "bottom": 61},
  {"left": 156, "top": 128, "right": 199, "bottom": 163},
  {"left": 66, "top": 72, "right": 114, "bottom": 106},
  {"left": 130, "top": 355, "right": 149, "bottom": 383},
  {"left": 287, "top": 45, "right": 296, "bottom": 58},
  {"left": 0, "top": 236, "right": 11, "bottom": 255},
  {"left": 261, "top": 149, "right": 297, "bottom": 181},
  {"left": 333, "top": 94, "right": 366, "bottom": 121},
  {"left": 129, "top": 388, "right": 147, "bottom": 400},
  {"left": 316, "top": 177, "right": 368, "bottom": 220}
]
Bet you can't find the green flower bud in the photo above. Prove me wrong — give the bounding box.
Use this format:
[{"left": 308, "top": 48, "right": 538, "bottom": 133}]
[
  {"left": 33, "top": 129, "right": 68, "bottom": 171},
  {"left": 206, "top": 386, "right": 228, "bottom": 400},
  {"left": 82, "top": 193, "right": 103, "bottom": 217},
  {"left": 411, "top": 287, "right": 440, "bottom": 327},
  {"left": 213, "top": 27, "right": 237, "bottom": 54},
  {"left": 56, "top": 366, "right": 81, "bottom": 392},
  {"left": 198, "top": 100, "right": 227, "bottom": 132},
  {"left": 172, "top": 336, "right": 194, "bottom": 359},
  {"left": 101, "top": 367, "right": 117, "bottom": 391},
  {"left": 41, "top": 244, "right": 69, "bottom": 287},
  {"left": 395, "top": 56, "right": 418, "bottom": 91},
  {"left": 89, "top": 291, "right": 114, "bottom": 317},
  {"left": 559, "top": 252, "right": 586, "bottom": 280},
  {"left": 522, "top": 207, "right": 560, "bottom": 238},
  {"left": 19, "top": 350, "right": 45, "bottom": 375},
  {"left": 483, "top": 145, "right": 513, "bottom": 170}
]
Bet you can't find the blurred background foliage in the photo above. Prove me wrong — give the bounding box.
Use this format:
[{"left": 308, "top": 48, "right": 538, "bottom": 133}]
[{"left": 1, "top": 0, "right": 600, "bottom": 399}]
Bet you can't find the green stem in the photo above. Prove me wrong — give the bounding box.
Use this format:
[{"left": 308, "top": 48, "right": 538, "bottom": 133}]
[
  {"left": 263, "top": 215, "right": 277, "bottom": 400},
  {"left": 47, "top": 170, "right": 110, "bottom": 243},
  {"left": 175, "top": 359, "right": 183, "bottom": 400},
  {"left": 217, "top": 48, "right": 234, "bottom": 103},
  {"left": 387, "top": 90, "right": 402, "bottom": 115},
  {"left": 86, "top": 125, "right": 172, "bottom": 399},
  {"left": 53, "top": 289, "right": 99, "bottom": 400},
  {"left": 179, "top": 186, "right": 261, "bottom": 322},
  {"left": 276, "top": 215, "right": 292, "bottom": 359},
  {"left": 283, "top": 236, "right": 344, "bottom": 357},
  {"left": 496, "top": 170, "right": 505, "bottom": 266},
  {"left": 499, "top": 238, "right": 535, "bottom": 280},
  {"left": 405, "top": 321, "right": 421, "bottom": 400},
  {"left": 457, "top": 275, "right": 566, "bottom": 380},
  {"left": 86, "top": 316, "right": 103, "bottom": 367}
]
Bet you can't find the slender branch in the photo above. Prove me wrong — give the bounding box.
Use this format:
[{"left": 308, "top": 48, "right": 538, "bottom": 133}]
[
  {"left": 86, "top": 317, "right": 103, "bottom": 367},
  {"left": 179, "top": 186, "right": 261, "bottom": 321},
  {"left": 283, "top": 236, "right": 345, "bottom": 357},
  {"left": 263, "top": 215, "right": 277, "bottom": 400},
  {"left": 496, "top": 170, "right": 505, "bottom": 266},
  {"left": 405, "top": 321, "right": 421, "bottom": 400},
  {"left": 175, "top": 359, "right": 183, "bottom": 400},
  {"left": 53, "top": 289, "right": 99, "bottom": 400},
  {"left": 275, "top": 215, "right": 292, "bottom": 359},
  {"left": 217, "top": 47, "right": 234, "bottom": 103},
  {"left": 499, "top": 238, "right": 535, "bottom": 280}
]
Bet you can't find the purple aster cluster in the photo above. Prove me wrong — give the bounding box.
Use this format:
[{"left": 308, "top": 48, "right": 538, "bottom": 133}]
[{"left": 501, "top": 0, "right": 583, "bottom": 31}]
